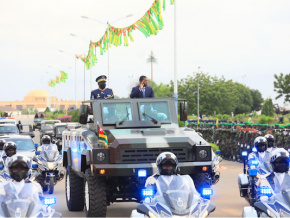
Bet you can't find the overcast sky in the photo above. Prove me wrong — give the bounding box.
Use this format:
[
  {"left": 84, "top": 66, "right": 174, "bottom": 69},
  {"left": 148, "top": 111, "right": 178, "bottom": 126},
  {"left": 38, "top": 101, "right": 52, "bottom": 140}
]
[{"left": 0, "top": 0, "right": 289, "bottom": 106}]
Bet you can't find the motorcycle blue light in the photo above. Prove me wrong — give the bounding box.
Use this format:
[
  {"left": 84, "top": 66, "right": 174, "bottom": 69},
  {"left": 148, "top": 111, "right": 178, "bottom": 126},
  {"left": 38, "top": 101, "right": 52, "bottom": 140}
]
[
  {"left": 260, "top": 187, "right": 272, "bottom": 196},
  {"left": 138, "top": 169, "right": 147, "bottom": 177},
  {"left": 44, "top": 198, "right": 56, "bottom": 205},
  {"left": 249, "top": 169, "right": 257, "bottom": 176},
  {"left": 202, "top": 188, "right": 213, "bottom": 196},
  {"left": 250, "top": 160, "right": 259, "bottom": 166},
  {"left": 142, "top": 189, "right": 153, "bottom": 197},
  {"left": 35, "top": 151, "right": 40, "bottom": 155},
  {"left": 32, "top": 164, "right": 38, "bottom": 169},
  {"left": 252, "top": 147, "right": 257, "bottom": 152},
  {"left": 242, "top": 151, "right": 247, "bottom": 156}
]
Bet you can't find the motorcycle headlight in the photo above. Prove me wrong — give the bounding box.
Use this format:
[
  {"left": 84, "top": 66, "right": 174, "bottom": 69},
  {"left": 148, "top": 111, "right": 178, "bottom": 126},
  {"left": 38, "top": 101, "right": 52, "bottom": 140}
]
[
  {"left": 199, "top": 150, "right": 208, "bottom": 158},
  {"left": 47, "top": 162, "right": 56, "bottom": 170},
  {"left": 97, "top": 152, "right": 106, "bottom": 162}
]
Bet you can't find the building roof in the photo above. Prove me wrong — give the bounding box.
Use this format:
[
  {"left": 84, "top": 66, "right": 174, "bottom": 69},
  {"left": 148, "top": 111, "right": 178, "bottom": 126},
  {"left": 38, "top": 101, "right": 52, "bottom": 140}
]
[
  {"left": 25, "top": 89, "right": 52, "bottom": 98},
  {"left": 0, "top": 106, "right": 20, "bottom": 112}
]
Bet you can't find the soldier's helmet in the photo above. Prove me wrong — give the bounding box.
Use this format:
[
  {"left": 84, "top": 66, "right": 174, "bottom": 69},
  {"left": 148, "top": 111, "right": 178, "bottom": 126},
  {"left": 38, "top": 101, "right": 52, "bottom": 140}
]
[
  {"left": 253, "top": 136, "right": 268, "bottom": 153},
  {"left": 264, "top": 134, "right": 275, "bottom": 148},
  {"left": 156, "top": 152, "right": 178, "bottom": 175},
  {"left": 269, "top": 148, "right": 289, "bottom": 173}
]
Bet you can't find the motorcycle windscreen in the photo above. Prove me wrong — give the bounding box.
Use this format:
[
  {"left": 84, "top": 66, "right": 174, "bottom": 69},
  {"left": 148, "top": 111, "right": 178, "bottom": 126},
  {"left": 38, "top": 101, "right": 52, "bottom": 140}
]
[
  {"left": 155, "top": 176, "right": 194, "bottom": 215},
  {"left": 0, "top": 199, "right": 42, "bottom": 217},
  {"left": 43, "top": 150, "right": 59, "bottom": 162}
]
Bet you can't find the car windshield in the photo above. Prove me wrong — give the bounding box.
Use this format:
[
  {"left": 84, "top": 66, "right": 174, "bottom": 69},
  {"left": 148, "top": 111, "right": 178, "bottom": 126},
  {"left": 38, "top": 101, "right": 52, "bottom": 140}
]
[
  {"left": 139, "top": 102, "right": 171, "bottom": 122},
  {"left": 0, "top": 121, "right": 15, "bottom": 124},
  {"left": 56, "top": 126, "right": 67, "bottom": 135},
  {"left": 3, "top": 138, "right": 35, "bottom": 150},
  {"left": 102, "top": 102, "right": 133, "bottom": 124},
  {"left": 0, "top": 126, "right": 19, "bottom": 134},
  {"left": 41, "top": 124, "right": 54, "bottom": 130},
  {"left": 34, "top": 118, "right": 44, "bottom": 123}
]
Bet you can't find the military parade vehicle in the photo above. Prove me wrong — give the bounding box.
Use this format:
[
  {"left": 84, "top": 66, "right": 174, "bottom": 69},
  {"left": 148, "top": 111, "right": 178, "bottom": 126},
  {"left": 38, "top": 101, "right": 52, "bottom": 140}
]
[{"left": 62, "top": 97, "right": 216, "bottom": 217}]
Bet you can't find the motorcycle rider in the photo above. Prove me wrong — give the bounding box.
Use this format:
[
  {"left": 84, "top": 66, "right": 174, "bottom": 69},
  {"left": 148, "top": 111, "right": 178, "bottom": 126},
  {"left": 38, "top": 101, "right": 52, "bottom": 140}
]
[
  {"left": 2, "top": 141, "right": 17, "bottom": 164},
  {"left": 248, "top": 136, "right": 271, "bottom": 174},
  {"left": 0, "top": 139, "right": 6, "bottom": 156},
  {"left": 265, "top": 148, "right": 290, "bottom": 193},
  {"left": 264, "top": 134, "right": 276, "bottom": 152},
  {"left": 39, "top": 135, "right": 58, "bottom": 152},
  {"left": 0, "top": 155, "right": 42, "bottom": 201},
  {"left": 145, "top": 152, "right": 200, "bottom": 199}
]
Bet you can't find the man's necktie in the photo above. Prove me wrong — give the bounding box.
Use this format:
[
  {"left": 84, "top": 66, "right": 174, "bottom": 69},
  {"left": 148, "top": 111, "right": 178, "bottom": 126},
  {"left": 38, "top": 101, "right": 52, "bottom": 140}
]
[{"left": 142, "top": 88, "right": 145, "bottom": 98}]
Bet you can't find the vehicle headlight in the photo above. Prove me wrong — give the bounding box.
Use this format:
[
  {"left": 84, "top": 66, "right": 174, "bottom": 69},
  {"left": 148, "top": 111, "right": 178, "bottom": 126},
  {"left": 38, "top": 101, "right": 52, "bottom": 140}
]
[
  {"left": 199, "top": 150, "right": 208, "bottom": 158},
  {"left": 47, "top": 162, "right": 56, "bottom": 170},
  {"left": 97, "top": 152, "right": 106, "bottom": 162}
]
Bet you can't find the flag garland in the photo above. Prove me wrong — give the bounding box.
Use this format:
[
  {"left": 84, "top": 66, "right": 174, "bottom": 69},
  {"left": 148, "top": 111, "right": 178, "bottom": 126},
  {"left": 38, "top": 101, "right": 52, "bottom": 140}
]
[
  {"left": 48, "top": 71, "right": 68, "bottom": 87},
  {"left": 77, "top": 0, "right": 174, "bottom": 70}
]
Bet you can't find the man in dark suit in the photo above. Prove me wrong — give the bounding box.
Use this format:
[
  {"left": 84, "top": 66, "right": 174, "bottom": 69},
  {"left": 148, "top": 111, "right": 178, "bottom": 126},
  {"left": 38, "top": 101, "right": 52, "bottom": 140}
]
[{"left": 130, "top": 76, "right": 155, "bottom": 98}]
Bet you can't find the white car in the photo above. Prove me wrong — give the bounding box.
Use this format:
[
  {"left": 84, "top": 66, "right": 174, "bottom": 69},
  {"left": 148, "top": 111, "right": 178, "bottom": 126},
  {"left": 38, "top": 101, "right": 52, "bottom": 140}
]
[
  {"left": 0, "top": 135, "right": 37, "bottom": 159},
  {"left": 0, "top": 118, "right": 16, "bottom": 125}
]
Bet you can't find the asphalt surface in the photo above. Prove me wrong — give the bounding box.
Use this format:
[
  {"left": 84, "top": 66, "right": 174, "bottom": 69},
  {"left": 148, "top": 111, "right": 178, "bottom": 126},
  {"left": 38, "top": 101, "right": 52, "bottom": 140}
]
[{"left": 19, "top": 117, "right": 249, "bottom": 217}]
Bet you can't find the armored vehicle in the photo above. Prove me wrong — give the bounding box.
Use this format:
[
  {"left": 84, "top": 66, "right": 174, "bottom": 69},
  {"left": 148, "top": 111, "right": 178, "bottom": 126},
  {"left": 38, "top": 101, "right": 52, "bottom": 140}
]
[{"left": 62, "top": 98, "right": 215, "bottom": 217}]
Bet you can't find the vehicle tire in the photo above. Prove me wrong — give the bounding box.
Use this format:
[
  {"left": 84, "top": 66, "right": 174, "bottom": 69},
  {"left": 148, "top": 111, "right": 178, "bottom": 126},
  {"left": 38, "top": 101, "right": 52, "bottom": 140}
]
[
  {"left": 66, "top": 166, "right": 84, "bottom": 211},
  {"left": 48, "top": 177, "right": 54, "bottom": 194},
  {"left": 84, "top": 169, "right": 107, "bottom": 217},
  {"left": 191, "top": 173, "right": 212, "bottom": 195}
]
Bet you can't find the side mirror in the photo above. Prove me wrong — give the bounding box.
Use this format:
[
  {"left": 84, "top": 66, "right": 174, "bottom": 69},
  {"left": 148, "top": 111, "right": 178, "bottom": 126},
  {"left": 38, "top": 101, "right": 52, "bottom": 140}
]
[
  {"left": 35, "top": 151, "right": 40, "bottom": 155},
  {"left": 32, "top": 164, "right": 38, "bottom": 169},
  {"left": 0, "top": 164, "right": 3, "bottom": 170},
  {"left": 79, "top": 105, "right": 88, "bottom": 124},
  {"left": 179, "top": 102, "right": 188, "bottom": 122},
  {"left": 216, "top": 150, "right": 221, "bottom": 155},
  {"left": 34, "top": 144, "right": 38, "bottom": 147}
]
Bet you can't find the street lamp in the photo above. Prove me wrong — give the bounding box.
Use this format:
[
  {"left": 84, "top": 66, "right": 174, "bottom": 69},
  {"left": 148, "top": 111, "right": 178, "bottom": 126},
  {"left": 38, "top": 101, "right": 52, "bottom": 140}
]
[
  {"left": 59, "top": 50, "right": 77, "bottom": 109},
  {"left": 69, "top": 34, "right": 91, "bottom": 101},
  {"left": 81, "top": 14, "right": 133, "bottom": 88}
]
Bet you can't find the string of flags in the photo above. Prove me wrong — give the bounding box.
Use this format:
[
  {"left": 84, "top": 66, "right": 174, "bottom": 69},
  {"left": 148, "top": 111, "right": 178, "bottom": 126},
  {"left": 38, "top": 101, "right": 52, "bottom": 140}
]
[
  {"left": 48, "top": 71, "right": 68, "bottom": 87},
  {"left": 76, "top": 0, "right": 175, "bottom": 70}
]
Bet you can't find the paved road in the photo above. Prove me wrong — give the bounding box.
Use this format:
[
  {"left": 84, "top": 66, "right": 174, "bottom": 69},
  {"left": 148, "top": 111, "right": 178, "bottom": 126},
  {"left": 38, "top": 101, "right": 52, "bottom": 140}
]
[{"left": 19, "top": 118, "right": 250, "bottom": 217}]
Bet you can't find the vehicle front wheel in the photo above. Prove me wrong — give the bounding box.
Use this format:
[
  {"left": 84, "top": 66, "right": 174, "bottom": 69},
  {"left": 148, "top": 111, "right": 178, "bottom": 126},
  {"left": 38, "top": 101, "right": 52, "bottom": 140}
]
[
  {"left": 48, "top": 177, "right": 54, "bottom": 194},
  {"left": 66, "top": 167, "right": 84, "bottom": 211},
  {"left": 84, "top": 169, "right": 107, "bottom": 217}
]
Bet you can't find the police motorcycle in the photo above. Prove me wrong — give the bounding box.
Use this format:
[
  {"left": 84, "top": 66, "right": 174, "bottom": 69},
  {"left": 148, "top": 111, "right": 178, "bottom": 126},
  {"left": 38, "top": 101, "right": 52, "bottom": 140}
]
[
  {"left": 0, "top": 155, "right": 62, "bottom": 218},
  {"left": 211, "top": 150, "right": 222, "bottom": 185},
  {"left": 32, "top": 135, "right": 64, "bottom": 194},
  {"left": 238, "top": 137, "right": 272, "bottom": 206},
  {"left": 131, "top": 152, "right": 216, "bottom": 218},
  {"left": 242, "top": 148, "right": 290, "bottom": 218}
]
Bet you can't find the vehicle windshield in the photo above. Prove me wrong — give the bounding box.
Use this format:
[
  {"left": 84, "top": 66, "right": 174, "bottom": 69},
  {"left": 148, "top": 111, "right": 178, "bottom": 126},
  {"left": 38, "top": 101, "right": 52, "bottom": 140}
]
[
  {"left": 102, "top": 102, "right": 133, "bottom": 124},
  {"left": 0, "top": 126, "right": 19, "bottom": 134},
  {"left": 0, "top": 121, "right": 15, "bottom": 124},
  {"left": 139, "top": 102, "right": 171, "bottom": 122},
  {"left": 40, "top": 144, "right": 59, "bottom": 161},
  {"left": 41, "top": 124, "right": 54, "bottom": 131},
  {"left": 1, "top": 138, "right": 35, "bottom": 150},
  {"left": 56, "top": 126, "right": 67, "bottom": 135},
  {"left": 34, "top": 118, "right": 44, "bottom": 123}
]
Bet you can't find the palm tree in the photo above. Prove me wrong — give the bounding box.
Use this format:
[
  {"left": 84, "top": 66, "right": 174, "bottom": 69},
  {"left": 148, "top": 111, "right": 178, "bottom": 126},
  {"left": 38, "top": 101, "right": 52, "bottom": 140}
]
[{"left": 146, "top": 51, "right": 158, "bottom": 81}]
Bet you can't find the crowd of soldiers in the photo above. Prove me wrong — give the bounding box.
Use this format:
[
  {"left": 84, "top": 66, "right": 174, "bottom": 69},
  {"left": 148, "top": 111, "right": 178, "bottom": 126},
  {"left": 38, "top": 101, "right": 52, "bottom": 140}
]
[{"left": 186, "top": 120, "right": 290, "bottom": 162}]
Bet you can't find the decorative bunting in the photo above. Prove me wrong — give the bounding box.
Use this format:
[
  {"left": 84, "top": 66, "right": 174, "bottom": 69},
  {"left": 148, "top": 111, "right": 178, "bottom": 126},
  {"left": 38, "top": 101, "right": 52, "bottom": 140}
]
[{"left": 77, "top": 0, "right": 174, "bottom": 70}]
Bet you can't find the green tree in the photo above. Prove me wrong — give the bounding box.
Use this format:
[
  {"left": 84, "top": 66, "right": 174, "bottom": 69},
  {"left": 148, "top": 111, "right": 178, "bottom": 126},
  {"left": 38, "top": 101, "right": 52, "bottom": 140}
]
[
  {"left": 274, "top": 73, "right": 290, "bottom": 102},
  {"left": 261, "top": 98, "right": 275, "bottom": 116},
  {"left": 146, "top": 51, "right": 158, "bottom": 81},
  {"left": 233, "top": 83, "right": 253, "bottom": 114},
  {"left": 44, "top": 107, "right": 50, "bottom": 113},
  {"left": 148, "top": 80, "right": 172, "bottom": 97},
  {"left": 250, "top": 89, "right": 264, "bottom": 111}
]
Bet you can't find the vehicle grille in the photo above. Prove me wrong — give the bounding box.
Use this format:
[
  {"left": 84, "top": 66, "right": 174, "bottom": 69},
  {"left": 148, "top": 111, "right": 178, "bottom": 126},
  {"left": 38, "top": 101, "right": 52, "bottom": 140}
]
[{"left": 120, "top": 148, "right": 188, "bottom": 163}]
